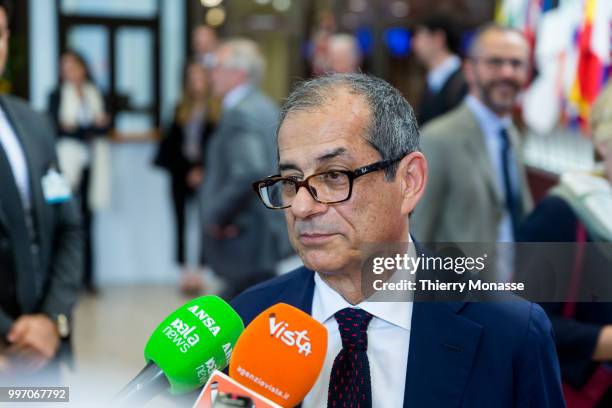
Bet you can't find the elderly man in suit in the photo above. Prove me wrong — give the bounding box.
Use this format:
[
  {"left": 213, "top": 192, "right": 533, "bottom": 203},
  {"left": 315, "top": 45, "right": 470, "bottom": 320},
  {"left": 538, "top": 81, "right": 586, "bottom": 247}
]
[
  {"left": 232, "top": 72, "right": 564, "bottom": 407},
  {"left": 200, "top": 38, "right": 287, "bottom": 299},
  {"left": 412, "top": 24, "right": 533, "bottom": 244},
  {"left": 0, "top": 0, "right": 82, "bottom": 381}
]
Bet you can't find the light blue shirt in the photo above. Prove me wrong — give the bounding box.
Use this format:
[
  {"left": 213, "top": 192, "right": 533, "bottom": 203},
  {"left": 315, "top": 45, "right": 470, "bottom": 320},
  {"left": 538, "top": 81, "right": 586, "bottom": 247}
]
[
  {"left": 302, "top": 240, "right": 414, "bottom": 408},
  {"left": 222, "top": 83, "right": 252, "bottom": 111},
  {"left": 427, "top": 55, "right": 461, "bottom": 93},
  {"left": 465, "top": 94, "right": 520, "bottom": 243}
]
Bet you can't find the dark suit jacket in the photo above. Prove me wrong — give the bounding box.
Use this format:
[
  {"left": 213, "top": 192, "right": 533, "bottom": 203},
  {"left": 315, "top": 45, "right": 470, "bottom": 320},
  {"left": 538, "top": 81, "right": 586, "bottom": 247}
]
[
  {"left": 0, "top": 95, "right": 82, "bottom": 337},
  {"left": 231, "top": 266, "right": 565, "bottom": 407},
  {"left": 412, "top": 102, "right": 533, "bottom": 243},
  {"left": 518, "top": 195, "right": 612, "bottom": 390},
  {"left": 418, "top": 67, "right": 468, "bottom": 126}
]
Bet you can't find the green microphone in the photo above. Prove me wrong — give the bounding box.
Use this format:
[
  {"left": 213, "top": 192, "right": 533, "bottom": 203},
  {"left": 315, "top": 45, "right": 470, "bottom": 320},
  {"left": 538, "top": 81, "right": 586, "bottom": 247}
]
[{"left": 114, "top": 295, "right": 244, "bottom": 405}]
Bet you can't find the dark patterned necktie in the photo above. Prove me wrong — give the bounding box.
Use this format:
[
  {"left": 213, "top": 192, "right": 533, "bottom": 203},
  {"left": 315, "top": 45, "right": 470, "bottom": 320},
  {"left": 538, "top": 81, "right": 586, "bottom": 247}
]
[
  {"left": 327, "top": 307, "right": 373, "bottom": 408},
  {"left": 499, "top": 127, "right": 522, "bottom": 239}
]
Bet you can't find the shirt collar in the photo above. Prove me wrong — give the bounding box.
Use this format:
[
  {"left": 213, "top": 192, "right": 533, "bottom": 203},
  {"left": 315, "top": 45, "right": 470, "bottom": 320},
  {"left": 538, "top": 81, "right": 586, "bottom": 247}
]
[
  {"left": 311, "top": 236, "right": 413, "bottom": 331},
  {"left": 427, "top": 54, "right": 461, "bottom": 93},
  {"left": 465, "top": 94, "right": 512, "bottom": 136},
  {"left": 222, "top": 83, "right": 252, "bottom": 111}
]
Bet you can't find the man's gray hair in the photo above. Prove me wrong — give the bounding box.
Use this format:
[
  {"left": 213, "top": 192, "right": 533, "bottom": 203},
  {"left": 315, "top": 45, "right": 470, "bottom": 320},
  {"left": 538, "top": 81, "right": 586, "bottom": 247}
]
[
  {"left": 279, "top": 73, "right": 420, "bottom": 179},
  {"left": 220, "top": 38, "right": 266, "bottom": 85}
]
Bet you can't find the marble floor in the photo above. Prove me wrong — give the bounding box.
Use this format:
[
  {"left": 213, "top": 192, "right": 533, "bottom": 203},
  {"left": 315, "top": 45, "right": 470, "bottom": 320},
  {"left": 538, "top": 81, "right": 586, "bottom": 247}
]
[{"left": 61, "top": 285, "right": 199, "bottom": 407}]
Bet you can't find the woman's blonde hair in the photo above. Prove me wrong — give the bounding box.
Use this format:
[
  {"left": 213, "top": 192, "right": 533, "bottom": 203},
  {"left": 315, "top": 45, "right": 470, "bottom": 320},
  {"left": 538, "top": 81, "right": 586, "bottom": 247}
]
[{"left": 175, "top": 60, "right": 219, "bottom": 125}]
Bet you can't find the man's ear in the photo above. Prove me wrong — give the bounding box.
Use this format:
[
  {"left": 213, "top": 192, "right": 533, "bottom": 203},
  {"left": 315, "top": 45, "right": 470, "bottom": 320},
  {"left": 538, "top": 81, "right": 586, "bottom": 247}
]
[{"left": 398, "top": 151, "right": 427, "bottom": 216}]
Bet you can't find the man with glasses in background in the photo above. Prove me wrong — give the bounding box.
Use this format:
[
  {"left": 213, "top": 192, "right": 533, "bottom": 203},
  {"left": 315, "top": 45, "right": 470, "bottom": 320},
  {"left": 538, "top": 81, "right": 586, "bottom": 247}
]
[
  {"left": 229, "top": 72, "right": 563, "bottom": 407},
  {"left": 412, "top": 24, "right": 533, "bottom": 245}
]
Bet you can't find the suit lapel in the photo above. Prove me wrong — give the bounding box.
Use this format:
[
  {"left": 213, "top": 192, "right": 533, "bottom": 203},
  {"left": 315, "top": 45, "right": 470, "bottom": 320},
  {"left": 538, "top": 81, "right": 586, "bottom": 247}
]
[
  {"left": 280, "top": 267, "right": 316, "bottom": 314},
  {"left": 403, "top": 242, "right": 482, "bottom": 407},
  {"left": 458, "top": 104, "right": 504, "bottom": 207},
  {"left": 507, "top": 125, "right": 533, "bottom": 215},
  {"left": 0, "top": 110, "right": 38, "bottom": 313},
  {"left": 404, "top": 301, "right": 482, "bottom": 407},
  {"left": 0, "top": 142, "right": 23, "bottom": 230},
  {"left": 0, "top": 96, "right": 51, "bottom": 256},
  {"left": 0, "top": 204, "right": 7, "bottom": 229}
]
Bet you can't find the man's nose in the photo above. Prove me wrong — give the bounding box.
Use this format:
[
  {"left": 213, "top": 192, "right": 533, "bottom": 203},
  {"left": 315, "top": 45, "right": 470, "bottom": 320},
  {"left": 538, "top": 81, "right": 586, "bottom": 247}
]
[
  {"left": 290, "top": 185, "right": 326, "bottom": 219},
  {"left": 499, "top": 62, "right": 516, "bottom": 78}
]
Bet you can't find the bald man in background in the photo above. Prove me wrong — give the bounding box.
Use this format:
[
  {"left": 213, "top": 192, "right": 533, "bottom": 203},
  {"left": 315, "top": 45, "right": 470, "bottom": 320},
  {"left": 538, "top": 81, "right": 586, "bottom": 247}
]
[{"left": 327, "top": 33, "right": 362, "bottom": 74}]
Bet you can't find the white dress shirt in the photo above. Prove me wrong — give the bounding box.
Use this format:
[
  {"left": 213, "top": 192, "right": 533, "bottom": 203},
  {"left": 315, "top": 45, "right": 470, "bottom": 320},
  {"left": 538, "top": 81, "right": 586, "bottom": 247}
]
[
  {"left": 0, "top": 106, "right": 31, "bottom": 209},
  {"left": 302, "top": 243, "right": 414, "bottom": 407},
  {"left": 465, "top": 94, "right": 520, "bottom": 243},
  {"left": 427, "top": 55, "right": 461, "bottom": 94}
]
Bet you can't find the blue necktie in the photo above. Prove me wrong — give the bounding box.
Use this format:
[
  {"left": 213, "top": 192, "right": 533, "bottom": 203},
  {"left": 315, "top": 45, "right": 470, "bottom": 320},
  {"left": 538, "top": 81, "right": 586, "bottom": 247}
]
[
  {"left": 327, "top": 308, "right": 373, "bottom": 408},
  {"left": 499, "top": 128, "right": 522, "bottom": 238}
]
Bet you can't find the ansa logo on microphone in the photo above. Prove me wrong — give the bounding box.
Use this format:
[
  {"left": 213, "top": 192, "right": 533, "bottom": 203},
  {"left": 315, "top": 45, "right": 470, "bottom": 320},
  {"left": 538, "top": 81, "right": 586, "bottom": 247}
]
[
  {"left": 268, "top": 313, "right": 312, "bottom": 356},
  {"left": 161, "top": 305, "right": 222, "bottom": 353}
]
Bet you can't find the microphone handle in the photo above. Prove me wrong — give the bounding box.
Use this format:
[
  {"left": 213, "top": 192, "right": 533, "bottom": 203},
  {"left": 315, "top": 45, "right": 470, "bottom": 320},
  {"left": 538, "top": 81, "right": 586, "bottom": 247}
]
[{"left": 112, "top": 361, "right": 169, "bottom": 406}]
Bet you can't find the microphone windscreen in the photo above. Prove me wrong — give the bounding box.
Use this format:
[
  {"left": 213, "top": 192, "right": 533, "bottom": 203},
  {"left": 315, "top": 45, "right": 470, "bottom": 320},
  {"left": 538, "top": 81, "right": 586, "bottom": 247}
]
[
  {"left": 144, "top": 295, "right": 244, "bottom": 394},
  {"left": 229, "top": 303, "right": 327, "bottom": 407}
]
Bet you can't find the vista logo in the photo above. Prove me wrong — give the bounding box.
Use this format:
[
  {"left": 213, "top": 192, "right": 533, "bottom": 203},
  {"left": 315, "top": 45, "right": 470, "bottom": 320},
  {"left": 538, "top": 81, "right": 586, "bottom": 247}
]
[
  {"left": 162, "top": 318, "right": 200, "bottom": 353},
  {"left": 268, "top": 313, "right": 312, "bottom": 356}
]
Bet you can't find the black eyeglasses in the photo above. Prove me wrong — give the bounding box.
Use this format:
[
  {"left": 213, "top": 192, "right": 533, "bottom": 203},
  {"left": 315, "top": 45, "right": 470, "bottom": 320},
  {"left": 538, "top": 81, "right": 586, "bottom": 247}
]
[{"left": 252, "top": 154, "right": 407, "bottom": 209}]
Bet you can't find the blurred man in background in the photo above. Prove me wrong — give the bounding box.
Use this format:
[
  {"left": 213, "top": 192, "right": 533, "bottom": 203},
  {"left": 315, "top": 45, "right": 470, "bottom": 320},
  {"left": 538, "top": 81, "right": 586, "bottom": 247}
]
[
  {"left": 326, "top": 33, "right": 362, "bottom": 74},
  {"left": 413, "top": 24, "right": 532, "bottom": 244},
  {"left": 192, "top": 24, "right": 218, "bottom": 67},
  {"left": 412, "top": 14, "right": 468, "bottom": 126},
  {"left": 201, "top": 38, "right": 288, "bottom": 299},
  {"left": 0, "top": 0, "right": 82, "bottom": 382}
]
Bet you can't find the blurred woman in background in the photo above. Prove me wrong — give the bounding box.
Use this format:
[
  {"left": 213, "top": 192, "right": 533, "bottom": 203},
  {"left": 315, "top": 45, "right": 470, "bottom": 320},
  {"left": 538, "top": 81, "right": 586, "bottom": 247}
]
[
  {"left": 154, "top": 60, "right": 216, "bottom": 295},
  {"left": 519, "top": 83, "right": 612, "bottom": 407},
  {"left": 48, "top": 50, "right": 111, "bottom": 294}
]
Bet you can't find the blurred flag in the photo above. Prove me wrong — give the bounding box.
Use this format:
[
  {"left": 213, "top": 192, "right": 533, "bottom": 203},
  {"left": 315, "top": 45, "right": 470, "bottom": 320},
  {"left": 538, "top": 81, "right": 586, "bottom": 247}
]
[
  {"left": 495, "top": 0, "right": 557, "bottom": 38},
  {"left": 566, "top": 0, "right": 612, "bottom": 131},
  {"left": 499, "top": 0, "right": 611, "bottom": 135},
  {"left": 495, "top": 0, "right": 559, "bottom": 77}
]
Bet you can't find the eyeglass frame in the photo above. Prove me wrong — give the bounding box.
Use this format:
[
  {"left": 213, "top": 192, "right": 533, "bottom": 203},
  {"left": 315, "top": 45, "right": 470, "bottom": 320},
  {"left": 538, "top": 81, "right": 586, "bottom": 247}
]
[
  {"left": 469, "top": 56, "right": 529, "bottom": 72},
  {"left": 251, "top": 153, "right": 408, "bottom": 209}
]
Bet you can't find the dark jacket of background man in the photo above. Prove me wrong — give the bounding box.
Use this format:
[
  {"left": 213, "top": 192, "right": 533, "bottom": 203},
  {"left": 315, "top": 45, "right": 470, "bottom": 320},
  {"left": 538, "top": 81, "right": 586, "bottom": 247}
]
[{"left": 413, "top": 14, "right": 468, "bottom": 126}]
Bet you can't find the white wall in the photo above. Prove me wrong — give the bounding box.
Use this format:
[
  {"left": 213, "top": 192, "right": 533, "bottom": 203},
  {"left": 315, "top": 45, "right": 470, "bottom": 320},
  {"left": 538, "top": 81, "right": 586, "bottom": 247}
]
[
  {"left": 161, "top": 0, "right": 185, "bottom": 125},
  {"left": 28, "top": 0, "right": 185, "bottom": 124},
  {"left": 29, "top": 0, "right": 58, "bottom": 111},
  {"left": 28, "top": 0, "right": 188, "bottom": 284}
]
